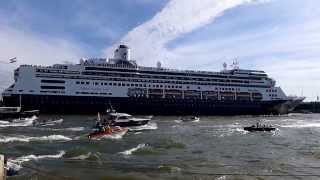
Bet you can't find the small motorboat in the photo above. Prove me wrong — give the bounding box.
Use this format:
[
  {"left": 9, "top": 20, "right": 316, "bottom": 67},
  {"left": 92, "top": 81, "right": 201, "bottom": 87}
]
[
  {"left": 33, "top": 118, "right": 63, "bottom": 126},
  {"left": 94, "top": 110, "right": 151, "bottom": 128},
  {"left": 0, "top": 107, "right": 39, "bottom": 120},
  {"left": 109, "top": 113, "right": 150, "bottom": 127},
  {"left": 244, "top": 123, "right": 276, "bottom": 132},
  {"left": 181, "top": 116, "right": 200, "bottom": 122},
  {"left": 88, "top": 126, "right": 128, "bottom": 139}
]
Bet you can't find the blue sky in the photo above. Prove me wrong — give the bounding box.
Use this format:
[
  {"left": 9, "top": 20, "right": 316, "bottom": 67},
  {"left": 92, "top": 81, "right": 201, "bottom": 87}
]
[{"left": 0, "top": 0, "right": 319, "bottom": 100}]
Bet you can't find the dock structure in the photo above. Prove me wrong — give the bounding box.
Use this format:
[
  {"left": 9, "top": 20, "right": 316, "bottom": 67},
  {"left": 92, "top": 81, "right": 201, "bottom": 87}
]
[
  {"left": 294, "top": 102, "right": 320, "bottom": 113},
  {"left": 0, "top": 154, "right": 5, "bottom": 180}
]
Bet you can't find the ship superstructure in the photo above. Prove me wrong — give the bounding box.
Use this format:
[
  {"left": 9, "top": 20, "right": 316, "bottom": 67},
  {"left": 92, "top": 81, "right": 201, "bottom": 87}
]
[{"left": 2, "top": 45, "right": 296, "bottom": 115}]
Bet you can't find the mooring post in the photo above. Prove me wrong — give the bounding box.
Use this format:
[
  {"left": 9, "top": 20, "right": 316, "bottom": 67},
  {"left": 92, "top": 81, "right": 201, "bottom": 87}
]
[{"left": 0, "top": 154, "right": 5, "bottom": 180}]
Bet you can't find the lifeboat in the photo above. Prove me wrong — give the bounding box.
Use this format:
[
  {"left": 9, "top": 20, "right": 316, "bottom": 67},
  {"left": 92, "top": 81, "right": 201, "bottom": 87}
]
[{"left": 88, "top": 126, "right": 128, "bottom": 139}]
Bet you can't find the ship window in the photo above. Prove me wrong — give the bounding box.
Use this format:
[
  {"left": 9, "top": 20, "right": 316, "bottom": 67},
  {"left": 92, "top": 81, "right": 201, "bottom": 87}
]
[
  {"left": 81, "top": 82, "right": 84, "bottom": 84},
  {"left": 76, "top": 81, "right": 80, "bottom": 84},
  {"left": 101, "top": 83, "right": 103, "bottom": 85},
  {"left": 41, "top": 86, "right": 65, "bottom": 90},
  {"left": 86, "top": 82, "right": 89, "bottom": 85},
  {"left": 113, "top": 83, "right": 116, "bottom": 86},
  {"left": 118, "top": 83, "right": 121, "bottom": 86},
  {"left": 135, "top": 84, "right": 138, "bottom": 87},
  {"left": 95, "top": 82, "right": 98, "bottom": 85},
  {"left": 139, "top": 84, "right": 142, "bottom": 87},
  {"left": 109, "top": 83, "right": 112, "bottom": 86},
  {"left": 187, "top": 86, "right": 189, "bottom": 89},
  {"left": 160, "top": 85, "right": 163, "bottom": 88},
  {"left": 143, "top": 84, "right": 146, "bottom": 87}
]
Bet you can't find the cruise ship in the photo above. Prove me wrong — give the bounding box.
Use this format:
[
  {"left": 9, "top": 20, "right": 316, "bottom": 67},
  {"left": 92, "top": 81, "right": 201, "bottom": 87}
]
[{"left": 1, "top": 45, "right": 303, "bottom": 115}]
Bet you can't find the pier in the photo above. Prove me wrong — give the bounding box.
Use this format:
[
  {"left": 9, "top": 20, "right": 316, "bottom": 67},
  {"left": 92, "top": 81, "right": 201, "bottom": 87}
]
[
  {"left": 294, "top": 102, "right": 320, "bottom": 113},
  {"left": 0, "top": 155, "right": 5, "bottom": 180}
]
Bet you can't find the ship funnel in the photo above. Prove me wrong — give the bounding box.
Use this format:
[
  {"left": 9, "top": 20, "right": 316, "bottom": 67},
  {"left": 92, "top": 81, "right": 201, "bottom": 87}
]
[{"left": 114, "top": 45, "right": 131, "bottom": 61}]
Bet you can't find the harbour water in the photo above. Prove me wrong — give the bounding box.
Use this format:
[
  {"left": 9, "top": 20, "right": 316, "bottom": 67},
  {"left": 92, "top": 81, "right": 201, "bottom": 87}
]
[{"left": 1, "top": 113, "right": 320, "bottom": 179}]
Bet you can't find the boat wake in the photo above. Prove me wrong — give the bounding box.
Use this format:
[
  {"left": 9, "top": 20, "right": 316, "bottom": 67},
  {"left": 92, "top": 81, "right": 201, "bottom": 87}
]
[
  {"left": 128, "top": 122, "right": 158, "bottom": 131},
  {"left": 119, "top": 144, "right": 147, "bottom": 156},
  {"left": 7, "top": 151, "right": 65, "bottom": 171},
  {"left": 0, "top": 134, "right": 72, "bottom": 143},
  {"left": 0, "top": 116, "right": 38, "bottom": 127}
]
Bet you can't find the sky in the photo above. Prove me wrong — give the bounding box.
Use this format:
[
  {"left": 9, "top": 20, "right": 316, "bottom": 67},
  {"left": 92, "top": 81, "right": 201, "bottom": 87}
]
[{"left": 0, "top": 0, "right": 319, "bottom": 101}]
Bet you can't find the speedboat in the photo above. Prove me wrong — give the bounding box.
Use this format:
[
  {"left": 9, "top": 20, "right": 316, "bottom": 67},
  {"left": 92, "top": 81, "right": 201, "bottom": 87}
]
[
  {"left": 107, "top": 112, "right": 151, "bottom": 127},
  {"left": 244, "top": 124, "right": 276, "bottom": 132},
  {"left": 88, "top": 126, "right": 128, "bottom": 139}
]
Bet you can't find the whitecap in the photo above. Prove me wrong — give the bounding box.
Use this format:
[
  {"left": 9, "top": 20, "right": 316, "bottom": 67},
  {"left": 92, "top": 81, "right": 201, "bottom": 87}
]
[
  {"left": 65, "top": 127, "right": 85, "bottom": 131},
  {"left": 119, "top": 144, "right": 146, "bottom": 155},
  {"left": 281, "top": 123, "right": 320, "bottom": 128},
  {"left": 7, "top": 151, "right": 65, "bottom": 171},
  {"left": 69, "top": 152, "right": 92, "bottom": 160},
  {"left": 0, "top": 135, "right": 72, "bottom": 143}
]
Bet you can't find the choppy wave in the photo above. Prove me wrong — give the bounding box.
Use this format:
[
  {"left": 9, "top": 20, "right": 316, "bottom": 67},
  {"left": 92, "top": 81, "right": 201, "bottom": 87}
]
[
  {"left": 0, "top": 135, "right": 72, "bottom": 143},
  {"left": 128, "top": 122, "right": 158, "bottom": 131},
  {"left": 7, "top": 151, "right": 65, "bottom": 171},
  {"left": 119, "top": 144, "right": 147, "bottom": 155},
  {"left": 0, "top": 116, "right": 38, "bottom": 127},
  {"left": 158, "top": 165, "right": 181, "bottom": 173}
]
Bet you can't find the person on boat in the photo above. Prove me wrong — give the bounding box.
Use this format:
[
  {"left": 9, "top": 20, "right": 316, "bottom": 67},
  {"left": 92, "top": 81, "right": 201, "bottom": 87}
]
[{"left": 106, "top": 125, "right": 113, "bottom": 134}]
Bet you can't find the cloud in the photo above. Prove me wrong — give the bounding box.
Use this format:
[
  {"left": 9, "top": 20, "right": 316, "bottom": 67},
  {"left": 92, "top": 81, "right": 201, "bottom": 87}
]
[
  {"left": 104, "top": 0, "right": 268, "bottom": 66},
  {"left": 105, "top": 0, "right": 319, "bottom": 101},
  {"left": 0, "top": 25, "right": 85, "bottom": 92}
]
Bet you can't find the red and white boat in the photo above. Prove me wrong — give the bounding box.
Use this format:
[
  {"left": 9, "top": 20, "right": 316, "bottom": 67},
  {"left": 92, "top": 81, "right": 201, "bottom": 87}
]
[{"left": 88, "top": 126, "right": 128, "bottom": 139}]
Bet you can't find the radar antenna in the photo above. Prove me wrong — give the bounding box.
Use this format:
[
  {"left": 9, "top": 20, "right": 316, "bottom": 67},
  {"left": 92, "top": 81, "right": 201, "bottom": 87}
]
[{"left": 230, "top": 58, "right": 239, "bottom": 70}]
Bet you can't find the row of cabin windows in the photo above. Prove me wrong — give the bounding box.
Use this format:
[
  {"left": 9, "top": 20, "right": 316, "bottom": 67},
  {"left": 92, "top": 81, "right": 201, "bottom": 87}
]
[
  {"left": 266, "top": 89, "right": 277, "bottom": 92},
  {"left": 37, "top": 74, "right": 269, "bottom": 88},
  {"left": 76, "top": 81, "right": 184, "bottom": 89},
  {"left": 83, "top": 67, "right": 263, "bottom": 80},
  {"left": 75, "top": 80, "right": 242, "bottom": 92},
  {"left": 76, "top": 92, "right": 112, "bottom": 95},
  {"left": 269, "top": 94, "right": 278, "bottom": 97},
  {"left": 82, "top": 71, "right": 262, "bottom": 83}
]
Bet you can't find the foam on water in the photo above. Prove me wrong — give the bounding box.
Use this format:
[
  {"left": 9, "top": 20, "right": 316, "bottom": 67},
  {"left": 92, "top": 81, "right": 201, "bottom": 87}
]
[
  {"left": 128, "top": 122, "right": 158, "bottom": 131},
  {"left": 119, "top": 144, "right": 147, "bottom": 156},
  {"left": 69, "top": 152, "right": 92, "bottom": 160},
  {"left": 0, "top": 135, "right": 72, "bottom": 143},
  {"left": 65, "top": 127, "right": 85, "bottom": 131},
  {"left": 281, "top": 122, "right": 320, "bottom": 128},
  {"left": 7, "top": 150, "right": 65, "bottom": 170}
]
